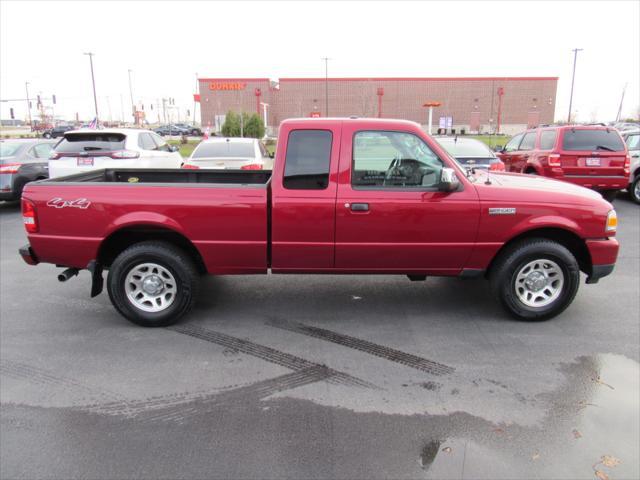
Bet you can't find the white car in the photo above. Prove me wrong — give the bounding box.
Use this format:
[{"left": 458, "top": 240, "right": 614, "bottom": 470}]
[
  {"left": 181, "top": 137, "right": 273, "bottom": 170},
  {"left": 48, "top": 129, "right": 183, "bottom": 179},
  {"left": 621, "top": 128, "right": 640, "bottom": 204}
]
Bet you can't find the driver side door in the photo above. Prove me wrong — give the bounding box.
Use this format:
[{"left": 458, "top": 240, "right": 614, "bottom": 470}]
[{"left": 335, "top": 127, "right": 480, "bottom": 274}]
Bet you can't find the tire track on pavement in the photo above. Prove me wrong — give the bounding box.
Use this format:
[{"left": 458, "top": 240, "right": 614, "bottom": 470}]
[{"left": 266, "top": 319, "right": 455, "bottom": 376}]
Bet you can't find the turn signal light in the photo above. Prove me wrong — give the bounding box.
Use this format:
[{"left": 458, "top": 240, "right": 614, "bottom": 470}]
[
  {"left": 548, "top": 154, "right": 561, "bottom": 167},
  {"left": 0, "top": 163, "right": 21, "bottom": 174},
  {"left": 489, "top": 160, "right": 505, "bottom": 171},
  {"left": 241, "top": 164, "right": 263, "bottom": 170},
  {"left": 181, "top": 164, "right": 200, "bottom": 169},
  {"left": 605, "top": 210, "right": 617, "bottom": 233},
  {"left": 22, "top": 198, "right": 38, "bottom": 233}
]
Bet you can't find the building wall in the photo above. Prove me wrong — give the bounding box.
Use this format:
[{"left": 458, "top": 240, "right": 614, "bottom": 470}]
[{"left": 198, "top": 77, "right": 558, "bottom": 133}]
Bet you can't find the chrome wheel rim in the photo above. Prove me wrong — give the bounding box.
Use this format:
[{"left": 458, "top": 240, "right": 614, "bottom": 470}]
[
  {"left": 634, "top": 179, "right": 640, "bottom": 200},
  {"left": 125, "top": 263, "right": 177, "bottom": 313},
  {"left": 514, "top": 259, "right": 564, "bottom": 308}
]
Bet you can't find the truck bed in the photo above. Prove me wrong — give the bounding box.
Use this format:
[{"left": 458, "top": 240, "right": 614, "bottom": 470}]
[{"left": 47, "top": 168, "right": 272, "bottom": 185}]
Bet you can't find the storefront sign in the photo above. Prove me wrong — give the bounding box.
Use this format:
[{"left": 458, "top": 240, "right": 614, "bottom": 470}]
[{"left": 209, "top": 82, "right": 247, "bottom": 91}]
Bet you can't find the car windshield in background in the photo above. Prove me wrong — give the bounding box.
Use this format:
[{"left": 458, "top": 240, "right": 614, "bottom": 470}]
[
  {"left": 0, "top": 143, "right": 24, "bottom": 158},
  {"left": 562, "top": 129, "right": 625, "bottom": 151},
  {"left": 437, "top": 139, "right": 495, "bottom": 157},
  {"left": 193, "top": 142, "right": 254, "bottom": 159},
  {"left": 55, "top": 133, "right": 127, "bottom": 153}
]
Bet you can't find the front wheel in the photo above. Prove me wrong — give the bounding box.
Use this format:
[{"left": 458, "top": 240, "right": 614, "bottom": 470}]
[
  {"left": 490, "top": 239, "right": 580, "bottom": 321},
  {"left": 107, "top": 241, "right": 200, "bottom": 327},
  {"left": 630, "top": 176, "right": 640, "bottom": 205}
]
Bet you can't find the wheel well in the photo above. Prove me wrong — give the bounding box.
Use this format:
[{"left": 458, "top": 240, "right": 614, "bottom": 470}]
[
  {"left": 486, "top": 228, "right": 591, "bottom": 276},
  {"left": 524, "top": 166, "right": 537, "bottom": 174},
  {"left": 97, "top": 227, "right": 207, "bottom": 273}
]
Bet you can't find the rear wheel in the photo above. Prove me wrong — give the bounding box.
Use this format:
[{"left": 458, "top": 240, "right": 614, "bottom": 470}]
[
  {"left": 630, "top": 176, "right": 640, "bottom": 205},
  {"left": 490, "top": 239, "right": 580, "bottom": 321},
  {"left": 107, "top": 241, "right": 199, "bottom": 327}
]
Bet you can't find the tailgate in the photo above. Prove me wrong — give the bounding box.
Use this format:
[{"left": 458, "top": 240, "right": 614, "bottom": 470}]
[
  {"left": 559, "top": 152, "right": 627, "bottom": 176},
  {"left": 560, "top": 128, "right": 627, "bottom": 176}
]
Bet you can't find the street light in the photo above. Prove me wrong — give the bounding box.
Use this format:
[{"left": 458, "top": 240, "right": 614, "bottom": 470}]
[
  {"left": 260, "top": 102, "right": 269, "bottom": 138},
  {"left": 24, "top": 82, "right": 32, "bottom": 129},
  {"left": 422, "top": 101, "right": 441, "bottom": 135},
  {"left": 567, "top": 48, "right": 583, "bottom": 123},
  {"left": 321, "top": 57, "right": 330, "bottom": 116},
  {"left": 128, "top": 69, "right": 135, "bottom": 121},
  {"left": 84, "top": 52, "right": 99, "bottom": 121}
]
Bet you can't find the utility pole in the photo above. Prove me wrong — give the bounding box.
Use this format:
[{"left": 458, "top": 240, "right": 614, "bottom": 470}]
[
  {"left": 616, "top": 83, "right": 627, "bottom": 122},
  {"left": 567, "top": 48, "right": 583, "bottom": 123},
  {"left": 193, "top": 72, "right": 198, "bottom": 125},
  {"left": 24, "top": 82, "right": 32, "bottom": 129},
  {"left": 84, "top": 52, "right": 99, "bottom": 121},
  {"left": 128, "top": 69, "right": 135, "bottom": 121},
  {"left": 322, "top": 57, "right": 330, "bottom": 116}
]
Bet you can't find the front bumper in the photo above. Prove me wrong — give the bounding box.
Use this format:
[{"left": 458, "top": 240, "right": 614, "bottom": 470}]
[
  {"left": 19, "top": 244, "right": 39, "bottom": 266},
  {"left": 585, "top": 238, "right": 619, "bottom": 283}
]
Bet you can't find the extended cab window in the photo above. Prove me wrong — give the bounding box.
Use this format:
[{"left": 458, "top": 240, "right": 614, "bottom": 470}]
[
  {"left": 283, "top": 130, "right": 332, "bottom": 190},
  {"left": 352, "top": 131, "right": 443, "bottom": 189},
  {"left": 504, "top": 133, "right": 524, "bottom": 152},
  {"left": 539, "top": 130, "right": 557, "bottom": 150},
  {"left": 519, "top": 132, "right": 537, "bottom": 151},
  {"left": 562, "top": 129, "right": 625, "bottom": 151}
]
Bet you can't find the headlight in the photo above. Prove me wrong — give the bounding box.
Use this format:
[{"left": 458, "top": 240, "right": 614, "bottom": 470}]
[{"left": 605, "top": 210, "right": 617, "bottom": 233}]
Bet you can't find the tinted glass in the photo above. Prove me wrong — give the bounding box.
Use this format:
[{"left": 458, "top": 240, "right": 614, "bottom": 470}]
[
  {"left": 437, "top": 138, "right": 495, "bottom": 158},
  {"left": 519, "top": 132, "right": 537, "bottom": 151},
  {"left": 352, "top": 131, "right": 443, "bottom": 189},
  {"left": 504, "top": 133, "right": 524, "bottom": 152},
  {"left": 283, "top": 130, "right": 332, "bottom": 190},
  {"left": 624, "top": 133, "right": 639, "bottom": 151},
  {"left": 54, "top": 133, "right": 126, "bottom": 153},
  {"left": 193, "top": 142, "right": 255, "bottom": 159},
  {"left": 562, "top": 129, "right": 625, "bottom": 151},
  {"left": 539, "top": 130, "right": 557, "bottom": 150},
  {"left": 151, "top": 132, "right": 171, "bottom": 152},
  {"left": 138, "top": 133, "right": 157, "bottom": 150},
  {"left": 0, "top": 143, "right": 24, "bottom": 157}
]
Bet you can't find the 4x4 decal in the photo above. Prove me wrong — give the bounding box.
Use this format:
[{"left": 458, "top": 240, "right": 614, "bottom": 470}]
[{"left": 46, "top": 198, "right": 91, "bottom": 209}]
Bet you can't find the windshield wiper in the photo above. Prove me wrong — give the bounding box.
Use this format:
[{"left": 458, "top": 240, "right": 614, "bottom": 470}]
[{"left": 594, "top": 145, "right": 616, "bottom": 152}]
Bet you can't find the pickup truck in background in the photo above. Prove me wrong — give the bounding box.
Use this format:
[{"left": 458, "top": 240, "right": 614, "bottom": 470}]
[{"left": 20, "top": 118, "right": 619, "bottom": 327}]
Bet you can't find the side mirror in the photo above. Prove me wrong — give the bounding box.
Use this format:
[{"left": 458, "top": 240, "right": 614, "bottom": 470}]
[
  {"left": 169, "top": 144, "right": 179, "bottom": 152},
  {"left": 439, "top": 167, "right": 461, "bottom": 192},
  {"left": 493, "top": 145, "right": 503, "bottom": 152}
]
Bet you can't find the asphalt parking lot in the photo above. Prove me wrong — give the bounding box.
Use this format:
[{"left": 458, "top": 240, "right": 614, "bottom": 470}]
[{"left": 1, "top": 195, "right": 638, "bottom": 480}]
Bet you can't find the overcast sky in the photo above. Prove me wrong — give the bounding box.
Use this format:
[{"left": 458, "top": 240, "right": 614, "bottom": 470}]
[{"left": 1, "top": 0, "right": 638, "bottom": 124}]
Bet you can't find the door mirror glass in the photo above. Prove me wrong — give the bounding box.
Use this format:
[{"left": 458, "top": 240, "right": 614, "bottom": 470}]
[{"left": 438, "top": 167, "right": 460, "bottom": 192}]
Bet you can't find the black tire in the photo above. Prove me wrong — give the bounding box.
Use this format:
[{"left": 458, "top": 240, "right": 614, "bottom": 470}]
[
  {"left": 107, "top": 241, "right": 199, "bottom": 327},
  {"left": 629, "top": 176, "right": 640, "bottom": 205},
  {"left": 489, "top": 239, "right": 580, "bottom": 321},
  {"left": 601, "top": 190, "right": 617, "bottom": 202},
  {"left": 43, "top": 133, "right": 51, "bottom": 139}
]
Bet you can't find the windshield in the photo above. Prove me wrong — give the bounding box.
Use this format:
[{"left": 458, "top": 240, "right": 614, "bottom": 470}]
[
  {"left": 55, "top": 133, "right": 126, "bottom": 153},
  {"left": 192, "top": 142, "right": 255, "bottom": 159},
  {"left": 562, "top": 129, "right": 625, "bottom": 151},
  {"left": 437, "top": 139, "right": 495, "bottom": 158},
  {"left": 0, "top": 143, "right": 23, "bottom": 158}
]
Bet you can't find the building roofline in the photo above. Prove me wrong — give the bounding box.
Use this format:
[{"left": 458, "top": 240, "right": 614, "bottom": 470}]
[
  {"left": 278, "top": 76, "right": 559, "bottom": 82},
  {"left": 199, "top": 78, "right": 271, "bottom": 82}
]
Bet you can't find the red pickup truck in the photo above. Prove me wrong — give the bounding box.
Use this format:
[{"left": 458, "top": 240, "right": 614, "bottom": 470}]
[{"left": 20, "top": 118, "right": 619, "bottom": 326}]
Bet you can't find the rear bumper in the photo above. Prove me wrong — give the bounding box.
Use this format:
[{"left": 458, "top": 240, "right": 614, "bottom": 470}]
[
  {"left": 585, "top": 238, "right": 619, "bottom": 283},
  {"left": 551, "top": 174, "right": 629, "bottom": 191},
  {"left": 19, "top": 244, "right": 39, "bottom": 266}
]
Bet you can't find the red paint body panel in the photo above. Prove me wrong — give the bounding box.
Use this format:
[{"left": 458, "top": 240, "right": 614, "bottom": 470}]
[{"left": 22, "top": 118, "right": 619, "bottom": 278}]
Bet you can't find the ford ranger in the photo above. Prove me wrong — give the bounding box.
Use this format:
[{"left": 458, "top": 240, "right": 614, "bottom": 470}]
[{"left": 19, "top": 118, "right": 619, "bottom": 326}]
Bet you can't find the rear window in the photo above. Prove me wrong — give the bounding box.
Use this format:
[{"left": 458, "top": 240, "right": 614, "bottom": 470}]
[
  {"left": 192, "top": 142, "right": 254, "bottom": 159},
  {"left": 437, "top": 139, "right": 494, "bottom": 158},
  {"left": 283, "top": 130, "right": 332, "bottom": 190},
  {"left": 55, "top": 133, "right": 126, "bottom": 153},
  {"left": 562, "top": 129, "right": 625, "bottom": 152},
  {"left": 0, "top": 143, "right": 23, "bottom": 157}
]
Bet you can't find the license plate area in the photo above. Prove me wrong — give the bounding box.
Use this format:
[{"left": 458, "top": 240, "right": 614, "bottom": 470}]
[
  {"left": 585, "top": 157, "right": 601, "bottom": 167},
  {"left": 77, "top": 157, "right": 94, "bottom": 166}
]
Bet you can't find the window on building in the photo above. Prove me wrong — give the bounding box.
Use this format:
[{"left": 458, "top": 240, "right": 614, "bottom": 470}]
[
  {"left": 519, "top": 131, "right": 537, "bottom": 151},
  {"left": 539, "top": 130, "right": 557, "bottom": 150},
  {"left": 352, "top": 131, "right": 443, "bottom": 189},
  {"left": 283, "top": 130, "right": 332, "bottom": 190}
]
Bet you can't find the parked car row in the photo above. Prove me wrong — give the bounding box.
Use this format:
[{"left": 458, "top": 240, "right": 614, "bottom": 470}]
[
  {"left": 154, "top": 124, "right": 202, "bottom": 136},
  {"left": 0, "top": 139, "right": 56, "bottom": 201}
]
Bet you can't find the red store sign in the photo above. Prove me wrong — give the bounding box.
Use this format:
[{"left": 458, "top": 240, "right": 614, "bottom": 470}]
[{"left": 209, "top": 82, "right": 247, "bottom": 91}]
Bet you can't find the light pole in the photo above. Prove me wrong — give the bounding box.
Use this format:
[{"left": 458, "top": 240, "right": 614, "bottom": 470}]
[
  {"left": 24, "top": 82, "right": 32, "bottom": 129},
  {"left": 260, "top": 102, "right": 269, "bottom": 138},
  {"left": 567, "top": 48, "right": 583, "bottom": 123},
  {"left": 322, "top": 57, "right": 330, "bottom": 116},
  {"left": 128, "top": 69, "right": 135, "bottom": 122},
  {"left": 84, "top": 52, "right": 99, "bottom": 121},
  {"left": 422, "top": 102, "right": 441, "bottom": 135}
]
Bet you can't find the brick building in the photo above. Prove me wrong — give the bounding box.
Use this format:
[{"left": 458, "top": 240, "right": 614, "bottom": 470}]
[{"left": 197, "top": 76, "right": 558, "bottom": 135}]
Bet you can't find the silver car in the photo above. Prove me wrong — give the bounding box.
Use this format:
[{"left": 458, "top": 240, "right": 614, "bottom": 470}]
[
  {"left": 182, "top": 137, "right": 273, "bottom": 170},
  {"left": 621, "top": 128, "right": 640, "bottom": 204},
  {"left": 0, "top": 139, "right": 57, "bottom": 201}
]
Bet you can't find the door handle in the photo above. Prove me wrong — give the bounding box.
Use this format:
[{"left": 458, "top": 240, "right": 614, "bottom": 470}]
[{"left": 347, "top": 203, "right": 369, "bottom": 212}]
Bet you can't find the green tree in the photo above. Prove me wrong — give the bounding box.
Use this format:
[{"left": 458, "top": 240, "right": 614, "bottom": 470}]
[
  {"left": 244, "top": 113, "right": 265, "bottom": 139},
  {"left": 221, "top": 111, "right": 240, "bottom": 137}
]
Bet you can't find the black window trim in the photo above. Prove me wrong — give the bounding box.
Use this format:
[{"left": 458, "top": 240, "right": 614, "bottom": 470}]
[
  {"left": 518, "top": 130, "right": 538, "bottom": 152},
  {"left": 350, "top": 129, "right": 451, "bottom": 192},
  {"left": 283, "top": 128, "right": 333, "bottom": 191}
]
